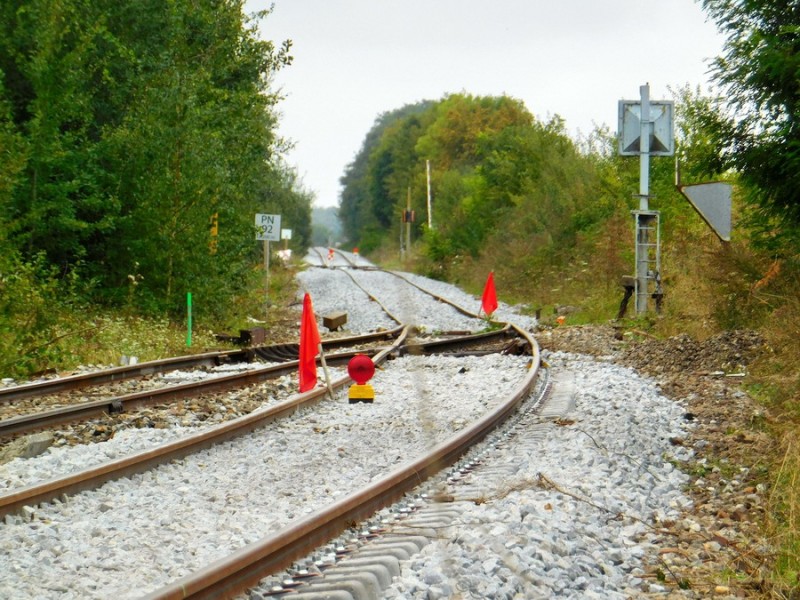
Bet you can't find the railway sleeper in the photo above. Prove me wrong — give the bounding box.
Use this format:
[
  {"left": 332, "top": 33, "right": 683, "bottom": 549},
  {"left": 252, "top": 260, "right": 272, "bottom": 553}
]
[
  {"left": 257, "top": 379, "right": 554, "bottom": 599},
  {"left": 262, "top": 557, "right": 399, "bottom": 600}
]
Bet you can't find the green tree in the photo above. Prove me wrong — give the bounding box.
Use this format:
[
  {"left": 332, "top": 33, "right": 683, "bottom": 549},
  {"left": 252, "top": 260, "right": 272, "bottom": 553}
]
[
  {"left": 339, "top": 101, "right": 434, "bottom": 247},
  {"left": 0, "top": 0, "right": 127, "bottom": 268},
  {"left": 339, "top": 93, "right": 599, "bottom": 262},
  {"left": 0, "top": 0, "right": 298, "bottom": 316},
  {"left": 415, "top": 94, "right": 533, "bottom": 170},
  {"left": 700, "top": 0, "right": 800, "bottom": 250},
  {"left": 260, "top": 163, "right": 314, "bottom": 253},
  {"left": 368, "top": 112, "right": 430, "bottom": 229},
  {"left": 99, "top": 0, "right": 293, "bottom": 312},
  {"left": 0, "top": 71, "right": 27, "bottom": 212},
  {"left": 416, "top": 96, "right": 560, "bottom": 259}
]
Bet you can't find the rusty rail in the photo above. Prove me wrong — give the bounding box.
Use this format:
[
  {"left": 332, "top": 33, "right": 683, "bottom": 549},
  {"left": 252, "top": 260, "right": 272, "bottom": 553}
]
[
  {"left": 0, "top": 347, "right": 386, "bottom": 440},
  {"left": 0, "top": 328, "right": 403, "bottom": 405},
  {"left": 142, "top": 324, "right": 540, "bottom": 600},
  {"left": 0, "top": 329, "right": 409, "bottom": 518},
  {"left": 0, "top": 350, "right": 249, "bottom": 404}
]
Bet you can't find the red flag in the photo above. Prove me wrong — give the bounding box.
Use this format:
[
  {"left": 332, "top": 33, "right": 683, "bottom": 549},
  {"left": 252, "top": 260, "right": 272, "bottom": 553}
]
[
  {"left": 481, "top": 271, "right": 498, "bottom": 317},
  {"left": 299, "top": 293, "right": 321, "bottom": 392}
]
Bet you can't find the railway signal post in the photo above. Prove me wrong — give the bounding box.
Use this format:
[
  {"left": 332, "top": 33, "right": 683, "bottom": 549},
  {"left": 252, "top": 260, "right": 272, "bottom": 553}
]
[{"left": 618, "top": 83, "right": 673, "bottom": 315}]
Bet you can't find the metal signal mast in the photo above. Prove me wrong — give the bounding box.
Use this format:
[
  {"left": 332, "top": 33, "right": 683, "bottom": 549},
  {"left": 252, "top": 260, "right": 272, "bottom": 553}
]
[{"left": 618, "top": 83, "right": 674, "bottom": 314}]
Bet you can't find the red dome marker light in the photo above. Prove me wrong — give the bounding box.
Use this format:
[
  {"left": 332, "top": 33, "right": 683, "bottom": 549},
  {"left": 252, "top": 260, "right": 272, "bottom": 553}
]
[
  {"left": 347, "top": 355, "right": 375, "bottom": 384},
  {"left": 348, "top": 355, "right": 375, "bottom": 403}
]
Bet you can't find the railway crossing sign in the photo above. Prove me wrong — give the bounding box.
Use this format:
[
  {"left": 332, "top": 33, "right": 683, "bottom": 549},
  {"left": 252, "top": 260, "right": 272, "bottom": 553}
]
[{"left": 255, "top": 213, "right": 281, "bottom": 241}]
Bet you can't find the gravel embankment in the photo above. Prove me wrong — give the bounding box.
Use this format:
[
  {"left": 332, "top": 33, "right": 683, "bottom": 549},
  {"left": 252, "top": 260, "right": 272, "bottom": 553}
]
[{"left": 384, "top": 352, "right": 693, "bottom": 599}]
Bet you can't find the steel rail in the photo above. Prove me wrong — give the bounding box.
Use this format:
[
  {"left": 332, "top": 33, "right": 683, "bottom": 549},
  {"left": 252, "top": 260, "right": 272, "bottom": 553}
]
[
  {"left": 0, "top": 347, "right": 388, "bottom": 440},
  {"left": 0, "top": 328, "right": 409, "bottom": 518},
  {"left": 387, "top": 270, "right": 487, "bottom": 319},
  {"left": 342, "top": 267, "right": 490, "bottom": 324},
  {"left": 311, "top": 246, "right": 368, "bottom": 270},
  {"left": 307, "top": 252, "right": 500, "bottom": 327},
  {"left": 0, "top": 328, "right": 403, "bottom": 405},
  {"left": 329, "top": 248, "right": 360, "bottom": 268},
  {"left": 142, "top": 323, "right": 541, "bottom": 600},
  {"left": 336, "top": 268, "right": 404, "bottom": 325},
  {"left": 310, "top": 246, "right": 327, "bottom": 266},
  {"left": 314, "top": 247, "right": 488, "bottom": 323},
  {"left": 0, "top": 350, "right": 250, "bottom": 404},
  {"left": 310, "top": 246, "right": 347, "bottom": 268},
  {"left": 400, "top": 323, "right": 522, "bottom": 356},
  {"left": 334, "top": 247, "right": 380, "bottom": 271},
  {"left": 306, "top": 252, "right": 480, "bottom": 326},
  {"left": 0, "top": 321, "right": 516, "bottom": 451}
]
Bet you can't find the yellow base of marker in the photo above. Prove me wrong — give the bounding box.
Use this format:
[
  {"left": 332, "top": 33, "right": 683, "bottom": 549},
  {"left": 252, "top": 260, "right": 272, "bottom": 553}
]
[{"left": 348, "top": 383, "right": 375, "bottom": 403}]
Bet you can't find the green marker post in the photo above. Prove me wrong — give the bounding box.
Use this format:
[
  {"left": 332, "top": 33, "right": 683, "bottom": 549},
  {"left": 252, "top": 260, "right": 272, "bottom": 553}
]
[{"left": 187, "top": 292, "right": 193, "bottom": 347}]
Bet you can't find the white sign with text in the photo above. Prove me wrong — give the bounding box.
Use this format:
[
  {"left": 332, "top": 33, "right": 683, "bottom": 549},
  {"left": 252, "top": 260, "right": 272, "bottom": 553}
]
[{"left": 255, "top": 214, "right": 281, "bottom": 241}]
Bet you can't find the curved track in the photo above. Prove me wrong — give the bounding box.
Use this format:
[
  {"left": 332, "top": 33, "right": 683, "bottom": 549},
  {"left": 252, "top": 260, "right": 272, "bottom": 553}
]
[
  {"left": 145, "top": 325, "right": 541, "bottom": 600},
  {"left": 139, "top": 251, "right": 543, "bottom": 599},
  {"left": 1, "top": 249, "right": 543, "bottom": 599}
]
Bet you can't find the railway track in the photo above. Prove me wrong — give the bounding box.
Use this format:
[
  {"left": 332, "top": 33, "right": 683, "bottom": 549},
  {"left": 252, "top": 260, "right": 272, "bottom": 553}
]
[
  {"left": 135, "top": 252, "right": 542, "bottom": 598},
  {"left": 0, "top": 323, "right": 537, "bottom": 514},
  {"left": 0, "top": 329, "right": 403, "bottom": 443},
  {"left": 310, "top": 246, "right": 356, "bottom": 269},
  {"left": 0, "top": 255, "right": 535, "bottom": 594},
  {"left": 143, "top": 328, "right": 541, "bottom": 600},
  {"left": 0, "top": 250, "right": 548, "bottom": 599},
  {"left": 0, "top": 328, "right": 403, "bottom": 406},
  {"left": 2, "top": 250, "right": 696, "bottom": 599}
]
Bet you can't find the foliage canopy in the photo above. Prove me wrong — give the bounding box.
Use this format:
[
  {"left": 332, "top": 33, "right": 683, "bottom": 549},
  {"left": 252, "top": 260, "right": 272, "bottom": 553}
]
[
  {"left": 338, "top": 93, "right": 628, "bottom": 285},
  {"left": 0, "top": 0, "right": 311, "bottom": 317},
  {"left": 700, "top": 0, "right": 800, "bottom": 250}
]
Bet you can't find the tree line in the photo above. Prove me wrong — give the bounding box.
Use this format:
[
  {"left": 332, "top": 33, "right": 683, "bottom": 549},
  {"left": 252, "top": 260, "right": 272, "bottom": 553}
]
[
  {"left": 339, "top": 1, "right": 800, "bottom": 305},
  {"left": 339, "top": 92, "right": 684, "bottom": 291},
  {"left": 0, "top": 0, "right": 312, "bottom": 319}
]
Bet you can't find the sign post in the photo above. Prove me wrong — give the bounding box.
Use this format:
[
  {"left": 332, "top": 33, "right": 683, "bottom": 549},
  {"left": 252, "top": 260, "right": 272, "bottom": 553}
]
[
  {"left": 426, "top": 159, "right": 433, "bottom": 230},
  {"left": 280, "top": 228, "right": 292, "bottom": 250},
  {"left": 186, "top": 292, "right": 192, "bottom": 347},
  {"left": 618, "top": 84, "right": 674, "bottom": 314},
  {"left": 255, "top": 213, "right": 282, "bottom": 317}
]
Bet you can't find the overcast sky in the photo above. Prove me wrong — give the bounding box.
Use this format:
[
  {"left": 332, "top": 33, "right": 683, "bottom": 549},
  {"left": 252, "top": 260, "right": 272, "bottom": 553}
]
[{"left": 247, "top": 0, "right": 726, "bottom": 208}]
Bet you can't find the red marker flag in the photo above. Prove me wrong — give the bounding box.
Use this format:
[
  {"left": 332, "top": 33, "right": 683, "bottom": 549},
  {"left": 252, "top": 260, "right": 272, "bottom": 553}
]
[
  {"left": 481, "top": 271, "right": 498, "bottom": 317},
  {"left": 299, "top": 293, "right": 321, "bottom": 392}
]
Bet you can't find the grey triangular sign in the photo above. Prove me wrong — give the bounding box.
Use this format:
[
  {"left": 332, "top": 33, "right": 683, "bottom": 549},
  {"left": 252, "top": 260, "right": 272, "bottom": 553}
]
[{"left": 678, "top": 182, "right": 732, "bottom": 242}]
